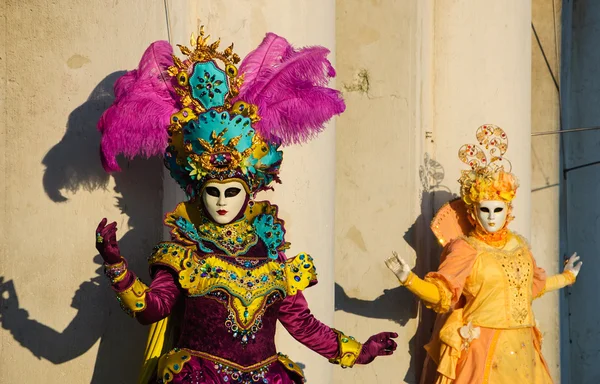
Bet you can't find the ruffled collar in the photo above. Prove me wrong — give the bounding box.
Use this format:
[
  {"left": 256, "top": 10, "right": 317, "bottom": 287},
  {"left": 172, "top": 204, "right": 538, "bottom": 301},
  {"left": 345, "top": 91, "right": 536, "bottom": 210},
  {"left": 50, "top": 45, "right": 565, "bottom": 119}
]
[
  {"left": 164, "top": 200, "right": 289, "bottom": 258},
  {"left": 470, "top": 224, "right": 510, "bottom": 248}
]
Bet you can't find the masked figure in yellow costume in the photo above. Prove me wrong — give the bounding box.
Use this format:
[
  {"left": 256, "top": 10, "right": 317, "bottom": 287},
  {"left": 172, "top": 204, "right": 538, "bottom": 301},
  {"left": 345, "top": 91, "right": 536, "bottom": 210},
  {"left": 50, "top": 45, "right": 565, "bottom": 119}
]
[{"left": 385, "top": 124, "right": 582, "bottom": 384}]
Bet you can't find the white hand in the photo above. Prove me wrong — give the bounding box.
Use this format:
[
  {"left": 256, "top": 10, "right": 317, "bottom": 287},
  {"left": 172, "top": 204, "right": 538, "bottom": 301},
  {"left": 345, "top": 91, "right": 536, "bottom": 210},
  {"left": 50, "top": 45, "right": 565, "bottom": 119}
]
[
  {"left": 564, "top": 252, "right": 583, "bottom": 277},
  {"left": 385, "top": 251, "right": 412, "bottom": 283}
]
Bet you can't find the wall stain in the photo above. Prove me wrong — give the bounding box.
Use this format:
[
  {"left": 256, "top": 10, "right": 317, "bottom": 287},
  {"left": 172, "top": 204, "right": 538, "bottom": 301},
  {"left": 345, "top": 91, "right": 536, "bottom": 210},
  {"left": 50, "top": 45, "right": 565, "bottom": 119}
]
[
  {"left": 343, "top": 68, "right": 370, "bottom": 95},
  {"left": 67, "top": 54, "right": 91, "bottom": 69},
  {"left": 345, "top": 225, "right": 367, "bottom": 252}
]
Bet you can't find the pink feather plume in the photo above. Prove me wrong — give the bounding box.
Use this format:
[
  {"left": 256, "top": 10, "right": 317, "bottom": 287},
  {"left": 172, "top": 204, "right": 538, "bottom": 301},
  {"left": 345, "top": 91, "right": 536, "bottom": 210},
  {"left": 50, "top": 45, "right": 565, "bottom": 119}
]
[
  {"left": 97, "top": 41, "right": 178, "bottom": 172},
  {"left": 235, "top": 33, "right": 345, "bottom": 146}
]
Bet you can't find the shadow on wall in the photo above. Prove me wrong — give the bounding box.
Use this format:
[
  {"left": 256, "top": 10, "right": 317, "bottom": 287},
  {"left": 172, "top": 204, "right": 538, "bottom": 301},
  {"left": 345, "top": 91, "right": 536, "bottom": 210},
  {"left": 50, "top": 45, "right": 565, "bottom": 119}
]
[
  {"left": 0, "top": 72, "right": 164, "bottom": 384},
  {"left": 335, "top": 154, "right": 456, "bottom": 384}
]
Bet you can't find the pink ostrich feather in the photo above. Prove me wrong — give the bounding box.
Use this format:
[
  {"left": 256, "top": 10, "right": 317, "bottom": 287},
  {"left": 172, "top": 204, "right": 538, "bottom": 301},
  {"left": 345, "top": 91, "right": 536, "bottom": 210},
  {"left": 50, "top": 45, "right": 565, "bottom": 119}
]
[
  {"left": 235, "top": 33, "right": 345, "bottom": 146},
  {"left": 97, "top": 41, "right": 178, "bottom": 172}
]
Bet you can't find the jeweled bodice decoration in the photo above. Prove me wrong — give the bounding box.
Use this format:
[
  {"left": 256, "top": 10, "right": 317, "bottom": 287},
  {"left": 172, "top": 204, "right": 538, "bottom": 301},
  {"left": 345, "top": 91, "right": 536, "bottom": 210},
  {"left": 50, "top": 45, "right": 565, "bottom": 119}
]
[
  {"left": 167, "top": 200, "right": 290, "bottom": 258},
  {"left": 149, "top": 240, "right": 316, "bottom": 352},
  {"left": 461, "top": 235, "right": 535, "bottom": 328}
]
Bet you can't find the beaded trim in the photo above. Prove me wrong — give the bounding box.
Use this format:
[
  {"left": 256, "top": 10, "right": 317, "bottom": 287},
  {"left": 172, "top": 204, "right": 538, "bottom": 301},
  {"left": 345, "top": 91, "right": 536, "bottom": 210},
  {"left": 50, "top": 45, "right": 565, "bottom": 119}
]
[
  {"left": 328, "top": 329, "right": 362, "bottom": 368},
  {"left": 184, "top": 349, "right": 278, "bottom": 383},
  {"left": 104, "top": 257, "right": 128, "bottom": 283},
  {"left": 163, "top": 200, "right": 289, "bottom": 258},
  {"left": 206, "top": 289, "right": 282, "bottom": 346},
  {"left": 465, "top": 234, "right": 534, "bottom": 325},
  {"left": 115, "top": 278, "right": 148, "bottom": 317}
]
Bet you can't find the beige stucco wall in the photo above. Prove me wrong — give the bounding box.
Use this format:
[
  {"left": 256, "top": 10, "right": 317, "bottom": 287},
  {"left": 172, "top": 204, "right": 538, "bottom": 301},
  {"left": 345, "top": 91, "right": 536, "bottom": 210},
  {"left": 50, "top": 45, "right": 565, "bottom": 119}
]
[
  {"left": 1, "top": 0, "right": 337, "bottom": 383},
  {"left": 1, "top": 0, "right": 564, "bottom": 383},
  {"left": 432, "top": 0, "right": 532, "bottom": 238},
  {"left": 0, "top": 1, "right": 170, "bottom": 383},
  {"left": 334, "top": 0, "right": 425, "bottom": 382}
]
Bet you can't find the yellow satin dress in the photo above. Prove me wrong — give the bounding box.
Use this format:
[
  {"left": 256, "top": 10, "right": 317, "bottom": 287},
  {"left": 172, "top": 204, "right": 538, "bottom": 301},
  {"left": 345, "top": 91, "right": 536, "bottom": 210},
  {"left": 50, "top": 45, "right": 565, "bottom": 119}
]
[{"left": 403, "top": 232, "right": 575, "bottom": 384}]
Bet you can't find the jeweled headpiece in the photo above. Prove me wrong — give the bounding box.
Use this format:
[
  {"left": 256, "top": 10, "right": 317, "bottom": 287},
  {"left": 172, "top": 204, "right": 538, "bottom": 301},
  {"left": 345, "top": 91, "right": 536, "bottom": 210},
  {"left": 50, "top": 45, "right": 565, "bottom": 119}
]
[
  {"left": 430, "top": 125, "right": 518, "bottom": 245},
  {"left": 457, "top": 124, "right": 519, "bottom": 206},
  {"left": 98, "top": 28, "right": 345, "bottom": 196}
]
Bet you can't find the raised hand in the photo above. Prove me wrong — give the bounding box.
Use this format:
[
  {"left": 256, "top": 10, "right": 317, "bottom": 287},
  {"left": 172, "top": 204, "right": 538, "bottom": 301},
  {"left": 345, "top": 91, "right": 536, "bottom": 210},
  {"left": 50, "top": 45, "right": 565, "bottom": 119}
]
[
  {"left": 356, "top": 332, "right": 398, "bottom": 364},
  {"left": 0, "top": 278, "right": 29, "bottom": 330},
  {"left": 95, "top": 218, "right": 121, "bottom": 264},
  {"left": 385, "top": 251, "right": 411, "bottom": 283},
  {"left": 564, "top": 252, "right": 583, "bottom": 277}
]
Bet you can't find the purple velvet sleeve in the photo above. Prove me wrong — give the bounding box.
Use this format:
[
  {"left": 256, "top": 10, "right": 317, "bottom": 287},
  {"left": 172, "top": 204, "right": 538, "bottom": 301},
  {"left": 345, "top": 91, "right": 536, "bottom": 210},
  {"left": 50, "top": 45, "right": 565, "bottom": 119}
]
[
  {"left": 112, "top": 268, "right": 181, "bottom": 325},
  {"left": 278, "top": 291, "right": 338, "bottom": 359}
]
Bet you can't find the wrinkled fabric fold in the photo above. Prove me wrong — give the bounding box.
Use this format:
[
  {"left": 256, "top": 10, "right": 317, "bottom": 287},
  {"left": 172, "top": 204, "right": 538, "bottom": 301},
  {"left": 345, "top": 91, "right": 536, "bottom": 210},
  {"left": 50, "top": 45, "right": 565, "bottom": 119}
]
[
  {"left": 278, "top": 291, "right": 338, "bottom": 359},
  {"left": 425, "top": 239, "right": 478, "bottom": 307},
  {"left": 531, "top": 256, "right": 547, "bottom": 298},
  {"left": 112, "top": 268, "right": 181, "bottom": 325},
  {"left": 541, "top": 271, "right": 575, "bottom": 297},
  {"left": 169, "top": 357, "right": 299, "bottom": 384},
  {"left": 435, "top": 309, "right": 464, "bottom": 380}
]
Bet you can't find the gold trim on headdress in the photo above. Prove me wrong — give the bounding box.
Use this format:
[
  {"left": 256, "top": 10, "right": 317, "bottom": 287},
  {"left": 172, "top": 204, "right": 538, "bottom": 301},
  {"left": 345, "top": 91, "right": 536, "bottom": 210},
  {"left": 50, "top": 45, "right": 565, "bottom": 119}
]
[
  {"left": 458, "top": 124, "right": 509, "bottom": 171},
  {"left": 167, "top": 26, "right": 245, "bottom": 118},
  {"left": 457, "top": 124, "right": 518, "bottom": 206}
]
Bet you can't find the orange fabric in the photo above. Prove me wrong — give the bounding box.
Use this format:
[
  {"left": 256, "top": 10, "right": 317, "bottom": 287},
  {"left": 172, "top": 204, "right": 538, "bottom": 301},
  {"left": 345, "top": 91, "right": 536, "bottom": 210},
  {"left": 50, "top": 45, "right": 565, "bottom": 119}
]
[
  {"left": 420, "top": 233, "right": 554, "bottom": 384},
  {"left": 451, "top": 327, "right": 497, "bottom": 384},
  {"left": 531, "top": 256, "right": 547, "bottom": 299},
  {"left": 430, "top": 199, "right": 474, "bottom": 246},
  {"left": 425, "top": 238, "right": 478, "bottom": 308},
  {"left": 453, "top": 235, "right": 537, "bottom": 328},
  {"left": 448, "top": 327, "right": 551, "bottom": 384}
]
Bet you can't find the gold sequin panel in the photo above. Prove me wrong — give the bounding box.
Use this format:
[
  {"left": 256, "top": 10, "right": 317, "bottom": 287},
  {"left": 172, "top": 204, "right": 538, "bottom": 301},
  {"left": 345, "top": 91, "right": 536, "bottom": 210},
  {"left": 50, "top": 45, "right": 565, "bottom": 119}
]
[
  {"left": 463, "top": 243, "right": 535, "bottom": 328},
  {"left": 493, "top": 247, "right": 533, "bottom": 324}
]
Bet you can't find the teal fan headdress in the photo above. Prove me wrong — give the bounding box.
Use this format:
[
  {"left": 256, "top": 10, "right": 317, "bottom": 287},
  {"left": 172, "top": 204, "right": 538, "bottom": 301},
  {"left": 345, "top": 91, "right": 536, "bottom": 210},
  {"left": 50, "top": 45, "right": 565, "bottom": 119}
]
[{"left": 98, "top": 27, "right": 346, "bottom": 197}]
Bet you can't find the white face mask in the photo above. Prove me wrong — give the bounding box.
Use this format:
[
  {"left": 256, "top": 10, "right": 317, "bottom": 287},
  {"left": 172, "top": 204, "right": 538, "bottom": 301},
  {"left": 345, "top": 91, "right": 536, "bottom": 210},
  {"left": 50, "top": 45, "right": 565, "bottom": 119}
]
[
  {"left": 475, "top": 200, "right": 508, "bottom": 233},
  {"left": 201, "top": 181, "right": 248, "bottom": 225}
]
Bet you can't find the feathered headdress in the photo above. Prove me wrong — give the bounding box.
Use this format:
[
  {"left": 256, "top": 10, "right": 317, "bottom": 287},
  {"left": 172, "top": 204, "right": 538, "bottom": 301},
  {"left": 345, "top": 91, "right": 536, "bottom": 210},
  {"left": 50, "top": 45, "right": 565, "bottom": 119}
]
[
  {"left": 98, "top": 28, "right": 345, "bottom": 196},
  {"left": 97, "top": 41, "right": 178, "bottom": 172},
  {"left": 430, "top": 124, "right": 519, "bottom": 245}
]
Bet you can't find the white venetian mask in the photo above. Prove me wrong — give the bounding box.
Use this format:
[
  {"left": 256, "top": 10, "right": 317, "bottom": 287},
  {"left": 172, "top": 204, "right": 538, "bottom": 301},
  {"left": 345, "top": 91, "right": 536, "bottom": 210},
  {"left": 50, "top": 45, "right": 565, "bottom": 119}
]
[
  {"left": 475, "top": 200, "right": 508, "bottom": 233},
  {"left": 201, "top": 180, "right": 248, "bottom": 225}
]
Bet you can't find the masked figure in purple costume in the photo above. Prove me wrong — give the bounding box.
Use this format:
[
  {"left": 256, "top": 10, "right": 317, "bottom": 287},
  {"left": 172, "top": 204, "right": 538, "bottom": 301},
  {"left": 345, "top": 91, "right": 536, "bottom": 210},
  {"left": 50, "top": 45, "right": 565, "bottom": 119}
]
[{"left": 95, "top": 28, "right": 398, "bottom": 383}]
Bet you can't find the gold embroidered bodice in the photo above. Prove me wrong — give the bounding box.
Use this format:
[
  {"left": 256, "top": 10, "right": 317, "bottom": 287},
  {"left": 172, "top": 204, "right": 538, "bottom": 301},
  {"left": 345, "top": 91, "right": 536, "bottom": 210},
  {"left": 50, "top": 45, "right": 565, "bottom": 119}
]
[
  {"left": 460, "top": 234, "right": 535, "bottom": 328},
  {"left": 148, "top": 242, "right": 317, "bottom": 332}
]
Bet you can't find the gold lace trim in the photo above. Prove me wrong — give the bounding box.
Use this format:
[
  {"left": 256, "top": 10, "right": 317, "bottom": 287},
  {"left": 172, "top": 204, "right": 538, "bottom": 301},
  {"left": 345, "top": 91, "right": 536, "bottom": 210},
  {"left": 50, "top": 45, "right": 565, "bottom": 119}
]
[{"left": 424, "top": 276, "right": 452, "bottom": 313}]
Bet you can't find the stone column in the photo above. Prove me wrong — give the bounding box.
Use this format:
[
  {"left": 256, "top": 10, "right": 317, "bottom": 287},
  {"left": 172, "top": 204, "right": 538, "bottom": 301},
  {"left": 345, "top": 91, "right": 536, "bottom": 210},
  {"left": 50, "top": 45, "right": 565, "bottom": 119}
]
[
  {"left": 432, "top": 0, "right": 532, "bottom": 238},
  {"left": 1, "top": 1, "right": 172, "bottom": 383},
  {"left": 335, "top": 1, "right": 533, "bottom": 382},
  {"left": 530, "top": 1, "right": 562, "bottom": 381},
  {"left": 334, "top": 1, "right": 428, "bottom": 383}
]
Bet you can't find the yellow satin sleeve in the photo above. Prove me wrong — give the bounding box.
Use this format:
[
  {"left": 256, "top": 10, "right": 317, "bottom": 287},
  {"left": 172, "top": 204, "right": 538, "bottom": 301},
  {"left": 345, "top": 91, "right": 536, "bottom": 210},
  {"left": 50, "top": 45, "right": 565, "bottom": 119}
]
[
  {"left": 116, "top": 278, "right": 150, "bottom": 317},
  {"left": 535, "top": 271, "right": 576, "bottom": 298},
  {"left": 328, "top": 329, "right": 363, "bottom": 368},
  {"left": 400, "top": 272, "right": 452, "bottom": 313}
]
